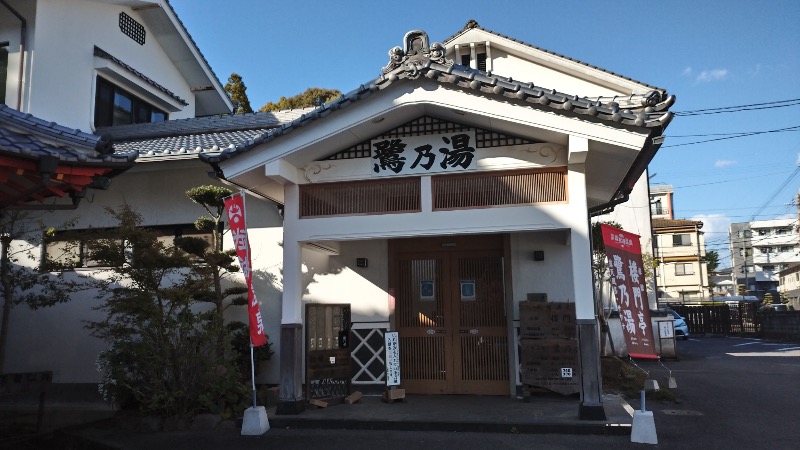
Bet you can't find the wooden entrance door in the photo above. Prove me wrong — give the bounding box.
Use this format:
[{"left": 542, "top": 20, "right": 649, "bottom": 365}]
[{"left": 393, "top": 237, "right": 509, "bottom": 395}]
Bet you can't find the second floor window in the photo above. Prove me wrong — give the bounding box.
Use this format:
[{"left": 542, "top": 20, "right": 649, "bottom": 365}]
[
  {"left": 94, "top": 77, "right": 167, "bottom": 127},
  {"left": 673, "top": 234, "right": 691, "bottom": 246},
  {"left": 675, "top": 263, "right": 694, "bottom": 276}
]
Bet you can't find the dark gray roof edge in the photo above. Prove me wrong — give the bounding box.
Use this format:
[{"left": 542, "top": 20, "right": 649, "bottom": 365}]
[
  {"left": 443, "top": 21, "right": 665, "bottom": 93},
  {"left": 0, "top": 104, "right": 139, "bottom": 164},
  {"left": 200, "top": 53, "right": 674, "bottom": 166},
  {"left": 98, "top": 107, "right": 317, "bottom": 141},
  {"left": 94, "top": 46, "right": 190, "bottom": 106},
  {"left": 163, "top": 0, "right": 229, "bottom": 107}
]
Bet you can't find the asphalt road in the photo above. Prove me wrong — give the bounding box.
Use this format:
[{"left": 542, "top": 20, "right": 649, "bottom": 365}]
[{"left": 51, "top": 336, "right": 797, "bottom": 450}]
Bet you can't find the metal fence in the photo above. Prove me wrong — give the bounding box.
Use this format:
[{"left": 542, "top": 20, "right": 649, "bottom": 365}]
[{"left": 665, "top": 302, "right": 761, "bottom": 336}]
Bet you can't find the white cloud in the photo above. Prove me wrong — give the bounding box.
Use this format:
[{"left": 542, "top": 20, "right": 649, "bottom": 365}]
[
  {"left": 692, "top": 214, "right": 732, "bottom": 238},
  {"left": 714, "top": 160, "right": 737, "bottom": 168},
  {"left": 696, "top": 69, "right": 729, "bottom": 83},
  {"left": 681, "top": 67, "right": 693, "bottom": 77},
  {"left": 691, "top": 214, "right": 733, "bottom": 267}
]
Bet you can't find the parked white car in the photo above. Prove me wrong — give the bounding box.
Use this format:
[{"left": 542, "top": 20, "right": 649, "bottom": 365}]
[{"left": 668, "top": 310, "right": 689, "bottom": 340}]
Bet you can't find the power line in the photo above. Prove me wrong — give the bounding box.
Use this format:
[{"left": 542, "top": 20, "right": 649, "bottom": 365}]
[
  {"left": 673, "top": 98, "right": 800, "bottom": 116},
  {"left": 662, "top": 125, "right": 800, "bottom": 148},
  {"left": 749, "top": 167, "right": 800, "bottom": 221}
]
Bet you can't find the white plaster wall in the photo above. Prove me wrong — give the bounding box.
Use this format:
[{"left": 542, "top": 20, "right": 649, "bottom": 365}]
[
  {"left": 23, "top": 0, "right": 195, "bottom": 130},
  {"left": 0, "top": 0, "right": 37, "bottom": 108},
  {"left": 3, "top": 161, "right": 286, "bottom": 384},
  {"left": 302, "top": 240, "right": 389, "bottom": 323},
  {"left": 488, "top": 49, "right": 630, "bottom": 98},
  {"left": 509, "top": 231, "right": 576, "bottom": 320}
]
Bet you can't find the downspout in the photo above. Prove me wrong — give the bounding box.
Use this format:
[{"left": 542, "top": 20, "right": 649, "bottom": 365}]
[
  {"left": 696, "top": 222, "right": 706, "bottom": 298},
  {"left": 0, "top": 0, "right": 26, "bottom": 110}
]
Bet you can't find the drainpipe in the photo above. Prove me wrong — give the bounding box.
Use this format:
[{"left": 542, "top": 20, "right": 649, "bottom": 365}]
[
  {"left": 696, "top": 222, "right": 706, "bottom": 299},
  {"left": 0, "top": 0, "right": 26, "bottom": 110}
]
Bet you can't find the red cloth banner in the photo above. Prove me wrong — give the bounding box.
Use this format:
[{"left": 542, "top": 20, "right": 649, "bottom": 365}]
[
  {"left": 224, "top": 192, "right": 267, "bottom": 347},
  {"left": 600, "top": 224, "right": 657, "bottom": 359}
]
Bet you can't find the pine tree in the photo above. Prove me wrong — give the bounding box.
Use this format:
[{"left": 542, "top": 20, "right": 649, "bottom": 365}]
[
  {"left": 224, "top": 73, "right": 253, "bottom": 114},
  {"left": 259, "top": 87, "right": 342, "bottom": 112}
]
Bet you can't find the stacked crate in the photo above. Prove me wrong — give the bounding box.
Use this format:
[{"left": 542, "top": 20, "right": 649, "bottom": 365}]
[{"left": 518, "top": 301, "right": 580, "bottom": 395}]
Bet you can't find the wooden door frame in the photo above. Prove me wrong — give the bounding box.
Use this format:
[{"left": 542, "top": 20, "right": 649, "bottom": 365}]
[{"left": 389, "top": 234, "right": 512, "bottom": 395}]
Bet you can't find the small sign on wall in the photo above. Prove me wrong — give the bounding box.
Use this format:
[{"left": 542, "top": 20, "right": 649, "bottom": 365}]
[
  {"left": 385, "top": 332, "right": 401, "bottom": 386},
  {"left": 659, "top": 320, "right": 674, "bottom": 339},
  {"left": 460, "top": 280, "right": 476, "bottom": 301},
  {"left": 420, "top": 280, "right": 435, "bottom": 301}
]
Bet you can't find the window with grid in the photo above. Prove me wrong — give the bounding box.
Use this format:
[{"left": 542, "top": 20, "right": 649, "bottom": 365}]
[
  {"left": 43, "top": 224, "right": 210, "bottom": 270},
  {"left": 672, "top": 234, "right": 691, "bottom": 246},
  {"left": 432, "top": 168, "right": 566, "bottom": 210},
  {"left": 300, "top": 177, "right": 421, "bottom": 218},
  {"left": 675, "top": 263, "right": 694, "bottom": 276},
  {"left": 94, "top": 77, "right": 167, "bottom": 127}
]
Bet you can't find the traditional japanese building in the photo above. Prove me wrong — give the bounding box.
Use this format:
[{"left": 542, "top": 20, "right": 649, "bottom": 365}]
[
  {"left": 200, "top": 25, "right": 675, "bottom": 417},
  {"left": 2, "top": 0, "right": 674, "bottom": 421}
]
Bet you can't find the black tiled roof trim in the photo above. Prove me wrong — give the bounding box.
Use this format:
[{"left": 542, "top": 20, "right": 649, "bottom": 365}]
[
  {"left": 200, "top": 57, "right": 675, "bottom": 165},
  {"left": 0, "top": 104, "right": 138, "bottom": 165},
  {"left": 99, "top": 108, "right": 315, "bottom": 141},
  {"left": 94, "top": 46, "right": 189, "bottom": 106}
]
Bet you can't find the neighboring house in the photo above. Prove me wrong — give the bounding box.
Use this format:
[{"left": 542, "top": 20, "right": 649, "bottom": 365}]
[
  {"left": 199, "top": 24, "right": 674, "bottom": 416},
  {"left": 709, "top": 267, "right": 735, "bottom": 298},
  {"left": 729, "top": 218, "right": 799, "bottom": 300},
  {"left": 2, "top": 5, "right": 677, "bottom": 422},
  {"left": 0, "top": 0, "right": 245, "bottom": 388},
  {"left": 778, "top": 264, "right": 800, "bottom": 309},
  {"left": 649, "top": 184, "right": 674, "bottom": 220},
  {"left": 652, "top": 218, "right": 708, "bottom": 301}
]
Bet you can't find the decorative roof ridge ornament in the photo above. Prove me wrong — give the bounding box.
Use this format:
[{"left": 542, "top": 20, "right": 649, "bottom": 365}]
[{"left": 381, "top": 30, "right": 453, "bottom": 78}]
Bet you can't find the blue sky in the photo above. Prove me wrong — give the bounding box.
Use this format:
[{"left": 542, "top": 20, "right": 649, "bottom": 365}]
[{"left": 170, "top": 0, "right": 800, "bottom": 268}]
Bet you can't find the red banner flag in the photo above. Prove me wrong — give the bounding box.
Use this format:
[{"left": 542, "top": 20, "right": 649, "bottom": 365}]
[
  {"left": 224, "top": 192, "right": 267, "bottom": 347},
  {"left": 600, "top": 224, "right": 657, "bottom": 359}
]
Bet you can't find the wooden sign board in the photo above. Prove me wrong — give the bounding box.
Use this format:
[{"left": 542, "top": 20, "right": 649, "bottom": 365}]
[
  {"left": 519, "top": 301, "right": 576, "bottom": 339},
  {"left": 519, "top": 338, "right": 580, "bottom": 395}
]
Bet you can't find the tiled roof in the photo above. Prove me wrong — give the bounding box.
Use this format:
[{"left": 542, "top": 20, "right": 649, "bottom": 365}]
[
  {"left": 0, "top": 104, "right": 137, "bottom": 165},
  {"left": 94, "top": 46, "right": 189, "bottom": 106},
  {"left": 652, "top": 218, "right": 703, "bottom": 230},
  {"left": 444, "top": 20, "right": 664, "bottom": 93},
  {"left": 104, "top": 109, "right": 313, "bottom": 158},
  {"left": 200, "top": 35, "right": 675, "bottom": 165}
]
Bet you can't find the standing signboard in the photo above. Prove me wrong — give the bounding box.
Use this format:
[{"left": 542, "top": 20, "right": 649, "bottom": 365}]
[
  {"left": 600, "top": 224, "right": 657, "bottom": 359},
  {"left": 384, "top": 331, "right": 400, "bottom": 386}
]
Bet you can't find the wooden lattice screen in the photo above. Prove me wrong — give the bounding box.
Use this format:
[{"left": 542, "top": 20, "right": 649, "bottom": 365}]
[
  {"left": 300, "top": 177, "right": 421, "bottom": 218},
  {"left": 432, "top": 168, "right": 567, "bottom": 210}
]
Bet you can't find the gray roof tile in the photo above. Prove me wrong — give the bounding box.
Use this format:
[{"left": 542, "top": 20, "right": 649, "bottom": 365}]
[
  {"left": 0, "top": 104, "right": 138, "bottom": 165},
  {"left": 104, "top": 109, "right": 312, "bottom": 158},
  {"left": 200, "top": 33, "right": 675, "bottom": 165}
]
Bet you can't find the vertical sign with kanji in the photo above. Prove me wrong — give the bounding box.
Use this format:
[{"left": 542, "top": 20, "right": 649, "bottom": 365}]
[
  {"left": 224, "top": 192, "right": 267, "bottom": 347},
  {"left": 600, "top": 224, "right": 657, "bottom": 359},
  {"left": 384, "top": 331, "right": 400, "bottom": 386}
]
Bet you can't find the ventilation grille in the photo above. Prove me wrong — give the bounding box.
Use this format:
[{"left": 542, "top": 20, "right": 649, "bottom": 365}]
[
  {"left": 432, "top": 169, "right": 567, "bottom": 210},
  {"left": 119, "top": 12, "right": 145, "bottom": 45},
  {"left": 325, "top": 116, "right": 538, "bottom": 160},
  {"left": 300, "top": 177, "right": 421, "bottom": 218}
]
